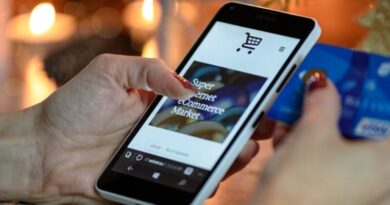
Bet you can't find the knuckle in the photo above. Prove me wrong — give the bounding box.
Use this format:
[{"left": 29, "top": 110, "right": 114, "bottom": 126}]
[
  {"left": 90, "top": 54, "right": 124, "bottom": 75},
  {"left": 94, "top": 53, "right": 114, "bottom": 63},
  {"left": 90, "top": 54, "right": 114, "bottom": 70},
  {"left": 148, "top": 58, "right": 167, "bottom": 68}
]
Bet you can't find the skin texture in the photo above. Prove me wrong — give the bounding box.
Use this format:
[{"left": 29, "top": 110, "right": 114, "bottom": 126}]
[
  {"left": 4, "top": 55, "right": 389, "bottom": 205},
  {"left": 251, "top": 80, "right": 390, "bottom": 205},
  {"left": 0, "top": 54, "right": 265, "bottom": 204}
]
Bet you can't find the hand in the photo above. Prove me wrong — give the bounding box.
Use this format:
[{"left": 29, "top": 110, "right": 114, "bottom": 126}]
[
  {"left": 0, "top": 54, "right": 260, "bottom": 204},
  {"left": 252, "top": 72, "right": 390, "bottom": 205}
]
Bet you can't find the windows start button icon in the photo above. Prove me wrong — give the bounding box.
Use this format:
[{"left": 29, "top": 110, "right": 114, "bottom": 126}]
[{"left": 183, "top": 167, "right": 194, "bottom": 176}]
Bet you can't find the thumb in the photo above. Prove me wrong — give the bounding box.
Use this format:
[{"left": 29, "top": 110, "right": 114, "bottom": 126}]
[
  {"left": 294, "top": 71, "right": 340, "bottom": 141},
  {"left": 298, "top": 70, "right": 341, "bottom": 133},
  {"left": 94, "top": 54, "right": 197, "bottom": 99}
]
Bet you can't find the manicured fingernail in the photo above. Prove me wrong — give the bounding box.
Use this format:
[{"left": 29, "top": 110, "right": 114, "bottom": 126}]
[
  {"left": 303, "top": 70, "right": 327, "bottom": 93},
  {"left": 173, "top": 73, "right": 197, "bottom": 93}
]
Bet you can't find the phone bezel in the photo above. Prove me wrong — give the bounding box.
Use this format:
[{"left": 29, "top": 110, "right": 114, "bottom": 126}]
[{"left": 97, "top": 2, "right": 316, "bottom": 204}]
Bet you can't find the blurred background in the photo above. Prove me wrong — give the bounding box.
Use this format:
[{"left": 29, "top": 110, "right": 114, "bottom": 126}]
[{"left": 0, "top": 0, "right": 388, "bottom": 204}]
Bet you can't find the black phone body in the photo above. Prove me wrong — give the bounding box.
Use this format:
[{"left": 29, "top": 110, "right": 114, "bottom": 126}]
[{"left": 96, "top": 2, "right": 321, "bottom": 205}]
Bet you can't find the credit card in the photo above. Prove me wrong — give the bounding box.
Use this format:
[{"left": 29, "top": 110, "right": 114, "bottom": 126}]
[{"left": 268, "top": 43, "right": 390, "bottom": 139}]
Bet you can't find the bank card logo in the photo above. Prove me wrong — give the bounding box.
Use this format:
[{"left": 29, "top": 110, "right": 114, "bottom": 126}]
[{"left": 354, "top": 117, "right": 390, "bottom": 139}]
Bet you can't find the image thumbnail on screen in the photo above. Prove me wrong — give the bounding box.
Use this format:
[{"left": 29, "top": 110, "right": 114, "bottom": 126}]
[{"left": 150, "top": 61, "right": 267, "bottom": 143}]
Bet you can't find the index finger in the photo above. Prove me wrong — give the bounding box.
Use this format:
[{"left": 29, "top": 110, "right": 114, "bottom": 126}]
[{"left": 252, "top": 116, "right": 290, "bottom": 141}]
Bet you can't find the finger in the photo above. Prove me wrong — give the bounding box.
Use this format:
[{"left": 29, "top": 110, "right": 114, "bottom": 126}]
[
  {"left": 209, "top": 184, "right": 220, "bottom": 198},
  {"left": 209, "top": 140, "right": 259, "bottom": 198},
  {"left": 223, "top": 140, "right": 259, "bottom": 180},
  {"left": 94, "top": 54, "right": 196, "bottom": 99},
  {"left": 126, "top": 57, "right": 196, "bottom": 99},
  {"left": 272, "top": 123, "right": 291, "bottom": 148},
  {"left": 253, "top": 116, "right": 277, "bottom": 140},
  {"left": 135, "top": 89, "right": 156, "bottom": 106},
  {"left": 294, "top": 71, "right": 341, "bottom": 142},
  {"left": 300, "top": 70, "right": 341, "bottom": 126}
]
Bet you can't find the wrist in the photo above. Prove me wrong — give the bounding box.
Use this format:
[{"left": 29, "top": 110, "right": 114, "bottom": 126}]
[
  {"left": 0, "top": 105, "right": 45, "bottom": 201},
  {"left": 252, "top": 170, "right": 299, "bottom": 205},
  {"left": 254, "top": 173, "right": 327, "bottom": 205}
]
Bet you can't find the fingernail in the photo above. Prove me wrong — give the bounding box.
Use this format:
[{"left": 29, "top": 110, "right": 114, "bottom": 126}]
[
  {"left": 303, "top": 70, "right": 327, "bottom": 93},
  {"left": 173, "top": 73, "right": 197, "bottom": 93}
]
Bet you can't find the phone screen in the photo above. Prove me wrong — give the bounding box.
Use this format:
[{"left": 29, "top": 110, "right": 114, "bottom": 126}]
[{"left": 111, "top": 21, "right": 299, "bottom": 192}]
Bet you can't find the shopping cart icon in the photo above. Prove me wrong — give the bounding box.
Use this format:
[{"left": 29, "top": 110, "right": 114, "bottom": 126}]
[{"left": 236, "top": 32, "right": 262, "bottom": 54}]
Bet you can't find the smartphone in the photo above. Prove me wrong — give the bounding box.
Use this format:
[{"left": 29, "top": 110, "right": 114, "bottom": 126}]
[{"left": 96, "top": 2, "right": 321, "bottom": 205}]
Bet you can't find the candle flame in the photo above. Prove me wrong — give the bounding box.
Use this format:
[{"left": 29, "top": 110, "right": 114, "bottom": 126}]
[
  {"left": 142, "top": 0, "right": 154, "bottom": 22},
  {"left": 23, "top": 56, "right": 56, "bottom": 108},
  {"left": 142, "top": 38, "right": 159, "bottom": 58},
  {"left": 29, "top": 3, "right": 56, "bottom": 35}
]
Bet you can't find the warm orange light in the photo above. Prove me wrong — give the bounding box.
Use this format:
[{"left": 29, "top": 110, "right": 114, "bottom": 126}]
[
  {"left": 177, "top": 1, "right": 198, "bottom": 22},
  {"left": 142, "top": 38, "right": 159, "bottom": 58},
  {"left": 142, "top": 0, "right": 154, "bottom": 22},
  {"left": 29, "top": 3, "right": 56, "bottom": 35},
  {"left": 6, "top": 2, "right": 76, "bottom": 44},
  {"left": 23, "top": 56, "right": 56, "bottom": 108},
  {"left": 123, "top": 0, "right": 162, "bottom": 42}
]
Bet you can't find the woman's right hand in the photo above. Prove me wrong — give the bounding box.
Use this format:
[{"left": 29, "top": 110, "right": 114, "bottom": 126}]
[{"left": 253, "top": 71, "right": 390, "bottom": 205}]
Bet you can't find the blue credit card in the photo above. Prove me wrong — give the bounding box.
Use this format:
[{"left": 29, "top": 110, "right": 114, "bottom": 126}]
[{"left": 268, "top": 43, "right": 390, "bottom": 139}]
